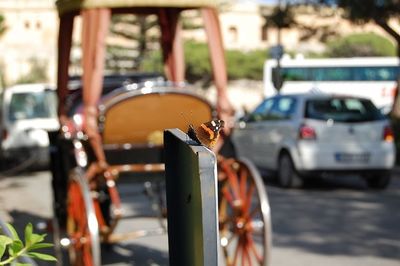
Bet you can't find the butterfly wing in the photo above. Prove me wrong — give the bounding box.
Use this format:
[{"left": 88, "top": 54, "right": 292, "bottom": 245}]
[
  {"left": 187, "top": 124, "right": 202, "bottom": 145},
  {"left": 188, "top": 119, "right": 224, "bottom": 148}
]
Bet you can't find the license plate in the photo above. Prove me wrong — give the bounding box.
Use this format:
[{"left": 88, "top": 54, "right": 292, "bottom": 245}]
[{"left": 334, "top": 153, "right": 370, "bottom": 163}]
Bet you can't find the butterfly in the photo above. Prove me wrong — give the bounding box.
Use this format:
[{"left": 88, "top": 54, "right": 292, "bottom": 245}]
[{"left": 187, "top": 119, "right": 225, "bottom": 149}]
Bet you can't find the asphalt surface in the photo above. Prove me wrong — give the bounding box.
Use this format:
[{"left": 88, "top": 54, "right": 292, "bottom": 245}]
[{"left": 1, "top": 170, "right": 399, "bottom": 266}]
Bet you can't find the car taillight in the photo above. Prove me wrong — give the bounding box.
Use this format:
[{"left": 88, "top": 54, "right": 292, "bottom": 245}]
[
  {"left": 299, "top": 124, "right": 316, "bottom": 140},
  {"left": 382, "top": 125, "right": 394, "bottom": 142}
]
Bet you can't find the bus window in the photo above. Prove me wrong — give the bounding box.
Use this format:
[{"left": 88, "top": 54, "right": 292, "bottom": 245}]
[
  {"left": 281, "top": 67, "right": 310, "bottom": 81},
  {"left": 264, "top": 57, "right": 399, "bottom": 111}
]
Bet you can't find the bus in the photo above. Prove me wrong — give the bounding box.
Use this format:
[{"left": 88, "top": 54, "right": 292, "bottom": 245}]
[{"left": 264, "top": 57, "right": 400, "bottom": 113}]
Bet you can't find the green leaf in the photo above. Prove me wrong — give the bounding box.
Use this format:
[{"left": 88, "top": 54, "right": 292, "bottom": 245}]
[
  {"left": 29, "top": 234, "right": 45, "bottom": 245},
  {"left": 29, "top": 242, "right": 53, "bottom": 251},
  {"left": 27, "top": 252, "right": 57, "bottom": 261},
  {"left": 16, "top": 263, "right": 32, "bottom": 266},
  {"left": 6, "top": 223, "right": 20, "bottom": 241},
  {"left": 0, "top": 239, "right": 9, "bottom": 259},
  {"left": 8, "top": 239, "right": 24, "bottom": 256},
  {"left": 0, "top": 235, "right": 13, "bottom": 246},
  {"left": 24, "top": 223, "right": 33, "bottom": 247},
  {"left": 0, "top": 242, "right": 6, "bottom": 259},
  {"left": 0, "top": 235, "right": 13, "bottom": 258}
]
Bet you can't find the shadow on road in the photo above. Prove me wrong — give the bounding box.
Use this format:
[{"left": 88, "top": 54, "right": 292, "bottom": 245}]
[
  {"left": 264, "top": 175, "right": 400, "bottom": 260},
  {"left": 101, "top": 242, "right": 168, "bottom": 266}
]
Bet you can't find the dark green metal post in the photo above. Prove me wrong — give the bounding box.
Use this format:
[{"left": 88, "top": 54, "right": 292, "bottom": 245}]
[{"left": 164, "top": 129, "right": 219, "bottom": 266}]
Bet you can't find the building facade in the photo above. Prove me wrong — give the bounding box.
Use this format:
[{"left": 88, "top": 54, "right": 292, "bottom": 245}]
[
  {"left": 0, "top": 0, "right": 398, "bottom": 87},
  {"left": 0, "top": 0, "right": 58, "bottom": 86}
]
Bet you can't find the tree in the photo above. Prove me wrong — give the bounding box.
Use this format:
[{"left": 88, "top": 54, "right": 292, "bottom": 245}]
[
  {"left": 325, "top": 32, "right": 396, "bottom": 57},
  {"left": 264, "top": 1, "right": 400, "bottom": 116},
  {"left": 107, "top": 14, "right": 159, "bottom": 72},
  {"left": 266, "top": 4, "right": 297, "bottom": 29},
  {"left": 333, "top": 0, "right": 400, "bottom": 117},
  {"left": 335, "top": 0, "right": 400, "bottom": 57}
]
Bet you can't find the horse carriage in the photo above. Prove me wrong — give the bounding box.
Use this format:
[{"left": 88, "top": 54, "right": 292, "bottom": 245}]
[{"left": 50, "top": 1, "right": 271, "bottom": 265}]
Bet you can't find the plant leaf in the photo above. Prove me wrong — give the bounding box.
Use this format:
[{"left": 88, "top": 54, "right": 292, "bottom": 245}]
[
  {"left": 29, "top": 242, "right": 53, "bottom": 251},
  {"left": 6, "top": 223, "right": 20, "bottom": 241},
  {"left": 0, "top": 235, "right": 13, "bottom": 245},
  {"left": 29, "top": 233, "right": 45, "bottom": 245},
  {"left": 8, "top": 239, "right": 24, "bottom": 256},
  {"left": 24, "top": 223, "right": 33, "bottom": 247},
  {"left": 27, "top": 252, "right": 57, "bottom": 261},
  {"left": 0, "top": 229, "right": 14, "bottom": 258},
  {"left": 16, "top": 263, "right": 32, "bottom": 266},
  {"left": 0, "top": 241, "right": 7, "bottom": 259}
]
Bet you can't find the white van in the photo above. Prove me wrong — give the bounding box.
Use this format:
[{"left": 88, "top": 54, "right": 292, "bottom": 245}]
[{"left": 0, "top": 84, "right": 59, "bottom": 169}]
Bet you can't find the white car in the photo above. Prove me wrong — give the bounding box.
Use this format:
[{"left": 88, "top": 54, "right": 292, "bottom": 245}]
[
  {"left": 232, "top": 93, "right": 395, "bottom": 189},
  {"left": 0, "top": 84, "right": 59, "bottom": 169}
]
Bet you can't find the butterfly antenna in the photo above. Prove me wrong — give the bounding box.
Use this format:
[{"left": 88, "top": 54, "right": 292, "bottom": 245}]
[{"left": 180, "top": 111, "right": 192, "bottom": 129}]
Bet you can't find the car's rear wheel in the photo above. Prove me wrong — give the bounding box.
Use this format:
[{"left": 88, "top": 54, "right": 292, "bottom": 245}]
[
  {"left": 277, "top": 152, "right": 302, "bottom": 188},
  {"left": 365, "top": 173, "right": 391, "bottom": 190}
]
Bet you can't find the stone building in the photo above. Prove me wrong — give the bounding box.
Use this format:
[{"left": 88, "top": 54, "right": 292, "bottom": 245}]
[
  {"left": 0, "top": 0, "right": 57, "bottom": 86},
  {"left": 0, "top": 0, "right": 398, "bottom": 87}
]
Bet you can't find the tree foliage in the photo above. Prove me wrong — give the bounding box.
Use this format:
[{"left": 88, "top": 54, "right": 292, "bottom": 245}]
[
  {"left": 332, "top": 0, "right": 400, "bottom": 57},
  {"left": 266, "top": 5, "right": 297, "bottom": 29},
  {"left": 325, "top": 32, "right": 396, "bottom": 57},
  {"left": 183, "top": 41, "right": 267, "bottom": 84},
  {"left": 142, "top": 41, "right": 266, "bottom": 84},
  {"left": 332, "top": 0, "right": 400, "bottom": 116},
  {"left": 107, "top": 14, "right": 159, "bottom": 72}
]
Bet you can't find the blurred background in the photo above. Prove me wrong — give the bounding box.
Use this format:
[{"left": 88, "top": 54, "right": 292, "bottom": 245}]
[
  {"left": 0, "top": 1, "right": 399, "bottom": 265},
  {"left": 0, "top": 0, "right": 398, "bottom": 110}
]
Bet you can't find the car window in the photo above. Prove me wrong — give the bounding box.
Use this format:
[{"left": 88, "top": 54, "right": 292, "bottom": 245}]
[
  {"left": 305, "top": 97, "right": 384, "bottom": 122},
  {"left": 267, "top": 97, "right": 297, "bottom": 120},
  {"left": 247, "top": 98, "right": 274, "bottom": 122},
  {"left": 9, "top": 90, "right": 57, "bottom": 122}
]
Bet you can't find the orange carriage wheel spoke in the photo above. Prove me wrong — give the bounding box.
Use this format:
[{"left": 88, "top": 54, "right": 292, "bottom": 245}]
[
  {"left": 244, "top": 182, "right": 255, "bottom": 216},
  {"left": 84, "top": 244, "right": 94, "bottom": 266},
  {"left": 221, "top": 185, "right": 236, "bottom": 209},
  {"left": 219, "top": 159, "right": 270, "bottom": 266},
  {"left": 221, "top": 162, "right": 241, "bottom": 200},
  {"left": 67, "top": 179, "right": 96, "bottom": 266},
  {"left": 242, "top": 238, "right": 252, "bottom": 266},
  {"left": 247, "top": 234, "right": 263, "bottom": 263},
  {"left": 239, "top": 167, "right": 249, "bottom": 203}
]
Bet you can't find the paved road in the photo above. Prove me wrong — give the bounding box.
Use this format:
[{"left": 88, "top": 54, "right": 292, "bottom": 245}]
[{"left": 1, "top": 170, "right": 399, "bottom": 265}]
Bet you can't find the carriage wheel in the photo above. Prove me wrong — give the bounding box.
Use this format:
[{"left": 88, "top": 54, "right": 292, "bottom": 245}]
[
  {"left": 218, "top": 157, "right": 272, "bottom": 266},
  {"left": 66, "top": 168, "right": 101, "bottom": 266}
]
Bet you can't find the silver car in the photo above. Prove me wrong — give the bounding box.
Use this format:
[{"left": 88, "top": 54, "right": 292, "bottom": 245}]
[{"left": 232, "top": 93, "right": 395, "bottom": 189}]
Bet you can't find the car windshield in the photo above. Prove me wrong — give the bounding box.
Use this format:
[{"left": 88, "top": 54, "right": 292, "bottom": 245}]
[
  {"left": 305, "top": 97, "right": 384, "bottom": 122},
  {"left": 9, "top": 90, "right": 57, "bottom": 122}
]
